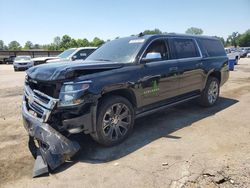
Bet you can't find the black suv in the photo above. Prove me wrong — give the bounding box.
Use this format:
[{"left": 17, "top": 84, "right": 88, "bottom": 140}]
[{"left": 22, "top": 34, "right": 229, "bottom": 176}]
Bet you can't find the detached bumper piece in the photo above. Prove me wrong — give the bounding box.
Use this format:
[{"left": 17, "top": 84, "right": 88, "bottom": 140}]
[{"left": 22, "top": 103, "right": 80, "bottom": 177}]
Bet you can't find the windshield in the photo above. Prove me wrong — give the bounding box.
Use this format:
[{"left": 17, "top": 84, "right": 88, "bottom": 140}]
[
  {"left": 58, "top": 49, "right": 76, "bottom": 59},
  {"left": 15, "top": 56, "right": 31, "bottom": 61},
  {"left": 86, "top": 37, "right": 146, "bottom": 63}
]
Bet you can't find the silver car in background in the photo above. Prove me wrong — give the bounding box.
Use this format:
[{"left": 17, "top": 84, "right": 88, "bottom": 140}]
[{"left": 13, "top": 56, "right": 34, "bottom": 71}]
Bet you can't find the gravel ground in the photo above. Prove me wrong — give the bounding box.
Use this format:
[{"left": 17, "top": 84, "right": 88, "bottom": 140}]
[{"left": 0, "top": 59, "right": 250, "bottom": 188}]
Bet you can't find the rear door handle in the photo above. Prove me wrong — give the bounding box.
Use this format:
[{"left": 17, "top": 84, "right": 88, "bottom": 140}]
[{"left": 169, "top": 66, "right": 178, "bottom": 72}]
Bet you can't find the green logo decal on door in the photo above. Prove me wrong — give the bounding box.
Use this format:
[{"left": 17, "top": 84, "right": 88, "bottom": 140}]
[{"left": 143, "top": 80, "right": 160, "bottom": 96}]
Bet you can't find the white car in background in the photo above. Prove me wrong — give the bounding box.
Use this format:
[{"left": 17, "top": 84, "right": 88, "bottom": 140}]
[
  {"left": 46, "top": 47, "right": 97, "bottom": 63},
  {"left": 13, "top": 56, "right": 34, "bottom": 71},
  {"left": 31, "top": 56, "right": 59, "bottom": 66},
  {"left": 225, "top": 48, "right": 240, "bottom": 64}
]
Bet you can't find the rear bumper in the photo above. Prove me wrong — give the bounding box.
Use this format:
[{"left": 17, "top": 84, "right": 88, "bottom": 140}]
[{"left": 22, "top": 102, "right": 80, "bottom": 176}]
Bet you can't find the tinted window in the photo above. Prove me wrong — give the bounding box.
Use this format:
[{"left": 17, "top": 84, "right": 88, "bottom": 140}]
[
  {"left": 74, "top": 49, "right": 95, "bottom": 60},
  {"left": 143, "top": 39, "right": 170, "bottom": 61},
  {"left": 173, "top": 38, "right": 200, "bottom": 59},
  {"left": 58, "top": 49, "right": 76, "bottom": 58},
  {"left": 199, "top": 39, "right": 226, "bottom": 57}
]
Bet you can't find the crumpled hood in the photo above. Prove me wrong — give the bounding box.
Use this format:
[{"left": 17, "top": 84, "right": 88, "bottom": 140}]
[{"left": 26, "top": 60, "right": 124, "bottom": 81}]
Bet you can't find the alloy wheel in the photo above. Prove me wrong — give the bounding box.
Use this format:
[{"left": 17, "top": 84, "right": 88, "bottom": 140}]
[
  {"left": 102, "top": 103, "right": 131, "bottom": 141},
  {"left": 208, "top": 80, "right": 219, "bottom": 104}
]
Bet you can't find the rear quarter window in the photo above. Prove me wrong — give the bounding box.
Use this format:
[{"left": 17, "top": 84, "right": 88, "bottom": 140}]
[
  {"left": 173, "top": 38, "right": 200, "bottom": 59},
  {"left": 199, "top": 39, "right": 226, "bottom": 57}
]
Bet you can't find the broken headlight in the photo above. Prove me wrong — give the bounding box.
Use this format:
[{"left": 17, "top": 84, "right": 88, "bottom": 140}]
[{"left": 58, "top": 81, "right": 91, "bottom": 107}]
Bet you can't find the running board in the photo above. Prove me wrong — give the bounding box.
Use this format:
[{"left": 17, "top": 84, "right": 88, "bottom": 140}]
[{"left": 135, "top": 95, "right": 200, "bottom": 119}]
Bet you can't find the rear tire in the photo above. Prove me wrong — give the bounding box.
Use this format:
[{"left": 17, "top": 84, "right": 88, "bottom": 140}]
[
  {"left": 199, "top": 77, "right": 220, "bottom": 107},
  {"left": 235, "top": 57, "right": 239, "bottom": 65},
  {"left": 91, "top": 95, "right": 134, "bottom": 146}
]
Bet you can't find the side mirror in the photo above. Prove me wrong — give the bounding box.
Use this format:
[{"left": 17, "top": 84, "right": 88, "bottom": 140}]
[
  {"left": 71, "top": 55, "right": 77, "bottom": 61},
  {"left": 141, "top": 52, "right": 162, "bottom": 63}
]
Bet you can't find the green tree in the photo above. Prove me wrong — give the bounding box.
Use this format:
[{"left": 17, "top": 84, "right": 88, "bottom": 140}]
[
  {"left": 226, "top": 32, "right": 239, "bottom": 47},
  {"left": 24, "top": 41, "right": 33, "bottom": 49},
  {"left": 76, "top": 38, "right": 89, "bottom": 47},
  {"left": 8, "top": 41, "right": 21, "bottom": 50},
  {"left": 60, "top": 35, "right": 72, "bottom": 50},
  {"left": 91, "top": 37, "right": 105, "bottom": 47},
  {"left": 142, "top": 29, "right": 162, "bottom": 35},
  {"left": 53, "top": 36, "right": 61, "bottom": 50},
  {"left": 42, "top": 44, "right": 51, "bottom": 50},
  {"left": 69, "top": 38, "right": 78, "bottom": 48},
  {"left": 185, "top": 27, "right": 203, "bottom": 35},
  {"left": 47, "top": 44, "right": 56, "bottom": 50},
  {"left": 238, "top": 29, "right": 250, "bottom": 47},
  {"left": 33, "top": 44, "right": 41, "bottom": 49},
  {"left": 0, "top": 40, "right": 4, "bottom": 50}
]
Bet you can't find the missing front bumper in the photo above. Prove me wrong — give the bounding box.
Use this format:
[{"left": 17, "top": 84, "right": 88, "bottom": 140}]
[{"left": 22, "top": 103, "right": 80, "bottom": 177}]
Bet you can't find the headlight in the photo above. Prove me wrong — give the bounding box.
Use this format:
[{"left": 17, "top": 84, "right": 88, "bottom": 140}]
[{"left": 58, "top": 80, "right": 91, "bottom": 107}]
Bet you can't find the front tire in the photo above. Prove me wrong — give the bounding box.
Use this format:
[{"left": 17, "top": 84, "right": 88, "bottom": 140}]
[
  {"left": 91, "top": 95, "right": 135, "bottom": 146},
  {"left": 199, "top": 77, "right": 220, "bottom": 107}
]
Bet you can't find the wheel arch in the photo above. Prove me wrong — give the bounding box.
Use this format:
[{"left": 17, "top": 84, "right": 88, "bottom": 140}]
[
  {"left": 209, "top": 71, "right": 221, "bottom": 83},
  {"left": 203, "top": 70, "right": 221, "bottom": 90},
  {"left": 99, "top": 89, "right": 138, "bottom": 109}
]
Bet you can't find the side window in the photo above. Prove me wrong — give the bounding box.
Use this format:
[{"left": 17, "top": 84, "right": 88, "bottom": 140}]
[
  {"left": 143, "top": 39, "right": 170, "bottom": 62},
  {"left": 199, "top": 39, "right": 226, "bottom": 57},
  {"left": 173, "top": 38, "right": 200, "bottom": 59},
  {"left": 74, "top": 49, "right": 93, "bottom": 60}
]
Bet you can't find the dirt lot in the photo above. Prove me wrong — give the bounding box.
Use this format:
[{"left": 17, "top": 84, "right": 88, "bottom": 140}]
[{"left": 0, "top": 59, "right": 250, "bottom": 188}]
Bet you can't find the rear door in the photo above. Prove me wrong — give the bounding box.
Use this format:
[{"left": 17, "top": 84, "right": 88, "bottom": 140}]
[{"left": 172, "top": 38, "right": 205, "bottom": 95}]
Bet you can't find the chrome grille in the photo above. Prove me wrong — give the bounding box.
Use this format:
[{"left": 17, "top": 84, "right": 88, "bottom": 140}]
[{"left": 24, "top": 84, "right": 59, "bottom": 122}]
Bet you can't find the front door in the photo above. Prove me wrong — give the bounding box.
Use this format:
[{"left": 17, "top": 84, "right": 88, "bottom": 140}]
[{"left": 139, "top": 39, "right": 180, "bottom": 107}]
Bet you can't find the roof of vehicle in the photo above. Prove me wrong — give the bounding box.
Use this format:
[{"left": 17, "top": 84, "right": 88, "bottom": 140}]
[
  {"left": 67, "top": 47, "right": 98, "bottom": 51},
  {"left": 77, "top": 47, "right": 98, "bottom": 49},
  {"left": 126, "top": 33, "right": 219, "bottom": 41}
]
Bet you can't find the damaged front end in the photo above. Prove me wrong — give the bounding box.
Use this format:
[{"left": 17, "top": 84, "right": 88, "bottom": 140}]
[{"left": 22, "top": 84, "right": 80, "bottom": 177}]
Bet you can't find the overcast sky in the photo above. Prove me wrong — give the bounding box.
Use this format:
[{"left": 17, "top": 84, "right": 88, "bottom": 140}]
[{"left": 0, "top": 0, "right": 250, "bottom": 46}]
